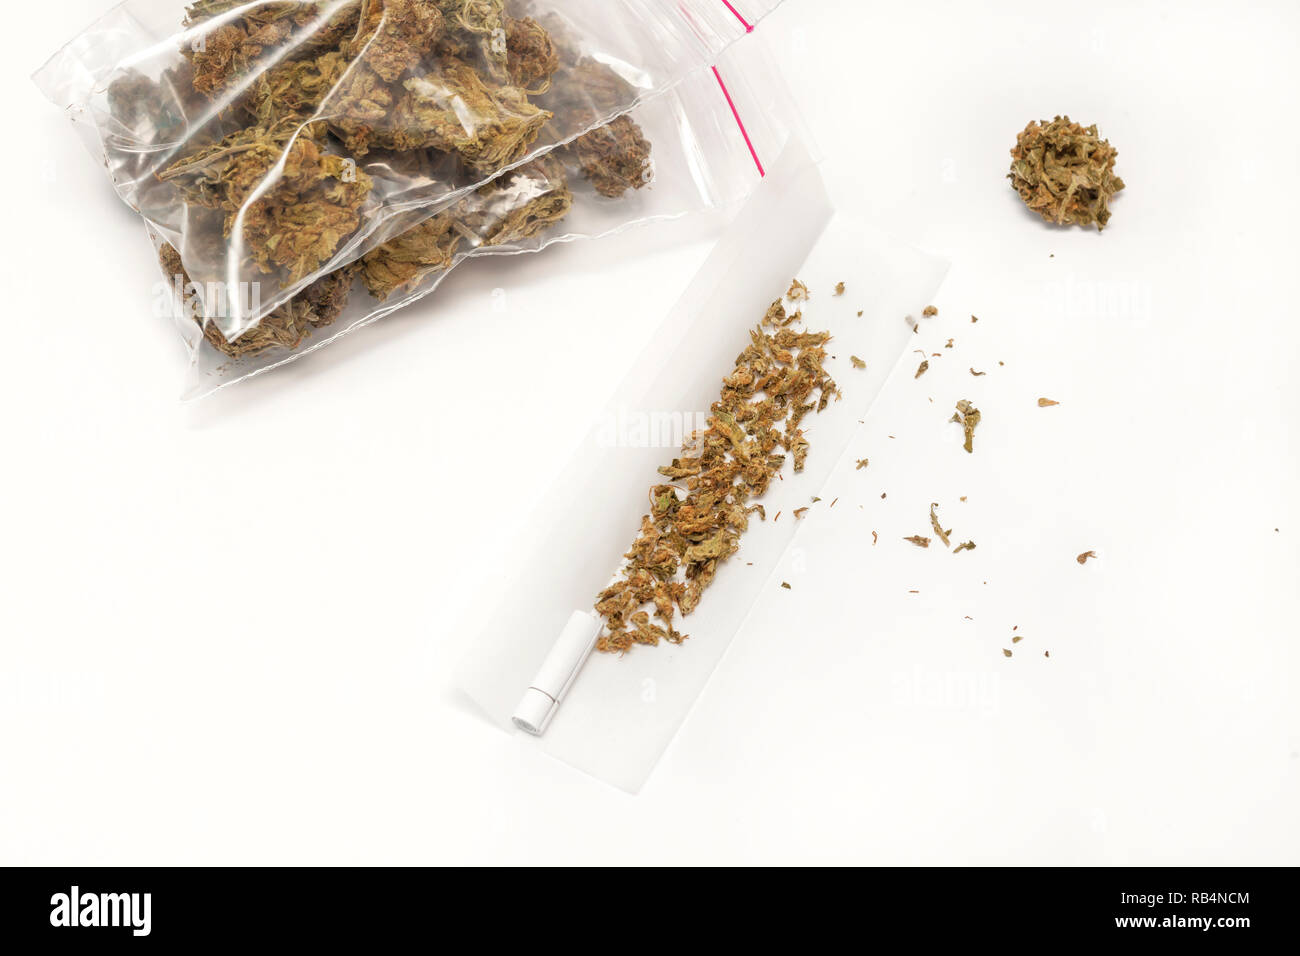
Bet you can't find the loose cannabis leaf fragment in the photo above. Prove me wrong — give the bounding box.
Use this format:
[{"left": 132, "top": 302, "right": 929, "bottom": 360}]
[
  {"left": 914, "top": 359, "right": 929, "bottom": 379},
  {"left": 929, "top": 503, "right": 952, "bottom": 549},
  {"left": 904, "top": 536, "right": 931, "bottom": 548},
  {"left": 1009, "top": 116, "right": 1125, "bottom": 230},
  {"left": 850, "top": 356, "right": 866, "bottom": 370},
  {"left": 952, "top": 399, "right": 981, "bottom": 453},
  {"left": 1038, "top": 397, "right": 1060, "bottom": 407},
  {"left": 834, "top": 282, "right": 846, "bottom": 296},
  {"left": 595, "top": 313, "right": 839, "bottom": 653},
  {"left": 922, "top": 305, "right": 938, "bottom": 317},
  {"left": 1077, "top": 550, "right": 1098, "bottom": 564},
  {"left": 954, "top": 541, "right": 976, "bottom": 554},
  {"left": 787, "top": 278, "right": 810, "bottom": 301}
]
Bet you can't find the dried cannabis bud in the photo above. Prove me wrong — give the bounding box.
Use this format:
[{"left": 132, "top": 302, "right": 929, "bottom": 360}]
[
  {"left": 1009, "top": 116, "right": 1125, "bottom": 230},
  {"left": 158, "top": 121, "right": 374, "bottom": 284},
  {"left": 595, "top": 302, "right": 839, "bottom": 653},
  {"left": 505, "top": 15, "right": 559, "bottom": 94},
  {"left": 159, "top": 242, "right": 357, "bottom": 356},
  {"left": 565, "top": 114, "right": 652, "bottom": 198},
  {"left": 359, "top": 155, "right": 572, "bottom": 299}
]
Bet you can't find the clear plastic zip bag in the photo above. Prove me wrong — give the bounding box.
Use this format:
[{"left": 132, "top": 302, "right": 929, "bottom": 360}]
[
  {"left": 34, "top": 0, "right": 784, "bottom": 340},
  {"left": 143, "top": 34, "right": 801, "bottom": 398}
]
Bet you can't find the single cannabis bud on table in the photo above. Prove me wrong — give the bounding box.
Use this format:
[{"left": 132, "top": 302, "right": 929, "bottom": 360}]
[
  {"left": 594, "top": 290, "right": 839, "bottom": 653},
  {"left": 1008, "top": 116, "right": 1125, "bottom": 230}
]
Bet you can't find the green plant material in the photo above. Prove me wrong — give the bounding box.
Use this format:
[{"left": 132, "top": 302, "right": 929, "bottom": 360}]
[
  {"left": 929, "top": 503, "right": 951, "bottom": 548},
  {"left": 565, "top": 115, "right": 652, "bottom": 198},
  {"left": 850, "top": 356, "right": 866, "bottom": 369},
  {"left": 159, "top": 121, "right": 374, "bottom": 284},
  {"left": 505, "top": 15, "right": 560, "bottom": 94},
  {"left": 345, "top": 0, "right": 446, "bottom": 82},
  {"left": 954, "top": 541, "right": 976, "bottom": 554},
  {"left": 904, "top": 535, "right": 931, "bottom": 548},
  {"left": 159, "top": 242, "right": 356, "bottom": 356},
  {"left": 953, "top": 399, "right": 981, "bottom": 453},
  {"left": 595, "top": 311, "right": 838, "bottom": 653},
  {"left": 914, "top": 359, "right": 929, "bottom": 378},
  {"left": 183, "top": 0, "right": 362, "bottom": 97},
  {"left": 1009, "top": 116, "right": 1125, "bottom": 230},
  {"left": 787, "top": 278, "right": 810, "bottom": 301},
  {"left": 337, "top": 57, "right": 551, "bottom": 169},
  {"left": 359, "top": 155, "right": 571, "bottom": 299}
]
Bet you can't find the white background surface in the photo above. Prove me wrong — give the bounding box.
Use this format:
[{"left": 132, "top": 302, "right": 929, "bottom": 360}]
[{"left": 2, "top": 0, "right": 1296, "bottom": 864}]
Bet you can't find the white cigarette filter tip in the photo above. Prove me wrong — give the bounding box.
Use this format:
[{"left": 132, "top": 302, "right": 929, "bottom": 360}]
[{"left": 511, "top": 610, "right": 603, "bottom": 736}]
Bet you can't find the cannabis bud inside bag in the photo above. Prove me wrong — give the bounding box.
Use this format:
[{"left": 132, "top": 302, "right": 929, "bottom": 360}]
[
  {"left": 145, "top": 36, "right": 801, "bottom": 397},
  {"left": 35, "top": 0, "right": 784, "bottom": 341}
]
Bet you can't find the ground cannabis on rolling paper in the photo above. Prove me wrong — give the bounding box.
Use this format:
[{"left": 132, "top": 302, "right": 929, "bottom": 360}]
[
  {"left": 594, "top": 291, "right": 840, "bottom": 653},
  {"left": 136, "top": 1, "right": 655, "bottom": 356},
  {"left": 1008, "top": 116, "right": 1125, "bottom": 230}
]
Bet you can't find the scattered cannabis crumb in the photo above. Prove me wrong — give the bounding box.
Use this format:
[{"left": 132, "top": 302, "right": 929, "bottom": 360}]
[
  {"left": 904, "top": 535, "right": 931, "bottom": 548},
  {"left": 930, "top": 503, "right": 952, "bottom": 549},
  {"left": 952, "top": 400, "right": 981, "bottom": 453},
  {"left": 1008, "top": 116, "right": 1125, "bottom": 230},
  {"left": 1038, "top": 398, "right": 1060, "bottom": 407},
  {"left": 781, "top": 582, "right": 792, "bottom": 590},
  {"left": 793, "top": 507, "right": 809, "bottom": 520},
  {"left": 850, "top": 355, "right": 866, "bottom": 370},
  {"left": 857, "top": 310, "right": 864, "bottom": 317},
  {"left": 945, "top": 338, "right": 954, "bottom": 349},
  {"left": 970, "top": 368, "right": 986, "bottom": 376},
  {"left": 856, "top": 458, "right": 869, "bottom": 470},
  {"left": 594, "top": 301, "right": 838, "bottom": 652},
  {"left": 1012, "top": 635, "right": 1023, "bottom": 644},
  {"left": 954, "top": 541, "right": 976, "bottom": 553},
  {"left": 971, "top": 315, "right": 979, "bottom": 323},
  {"left": 834, "top": 282, "right": 846, "bottom": 296},
  {"left": 1002, "top": 649, "right": 1013, "bottom": 658},
  {"left": 922, "top": 305, "right": 938, "bottom": 317},
  {"left": 872, "top": 531, "right": 879, "bottom": 545},
  {"left": 786, "top": 278, "right": 809, "bottom": 301},
  {"left": 914, "top": 359, "right": 930, "bottom": 379},
  {"left": 1077, "top": 550, "right": 1098, "bottom": 565}
]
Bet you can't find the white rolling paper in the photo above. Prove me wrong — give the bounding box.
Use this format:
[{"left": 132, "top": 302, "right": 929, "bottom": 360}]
[{"left": 457, "top": 144, "right": 949, "bottom": 792}]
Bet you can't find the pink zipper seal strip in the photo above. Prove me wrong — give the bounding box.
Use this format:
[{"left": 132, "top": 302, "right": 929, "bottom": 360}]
[
  {"left": 719, "top": 0, "right": 754, "bottom": 32},
  {"left": 712, "top": 66, "right": 765, "bottom": 178}
]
